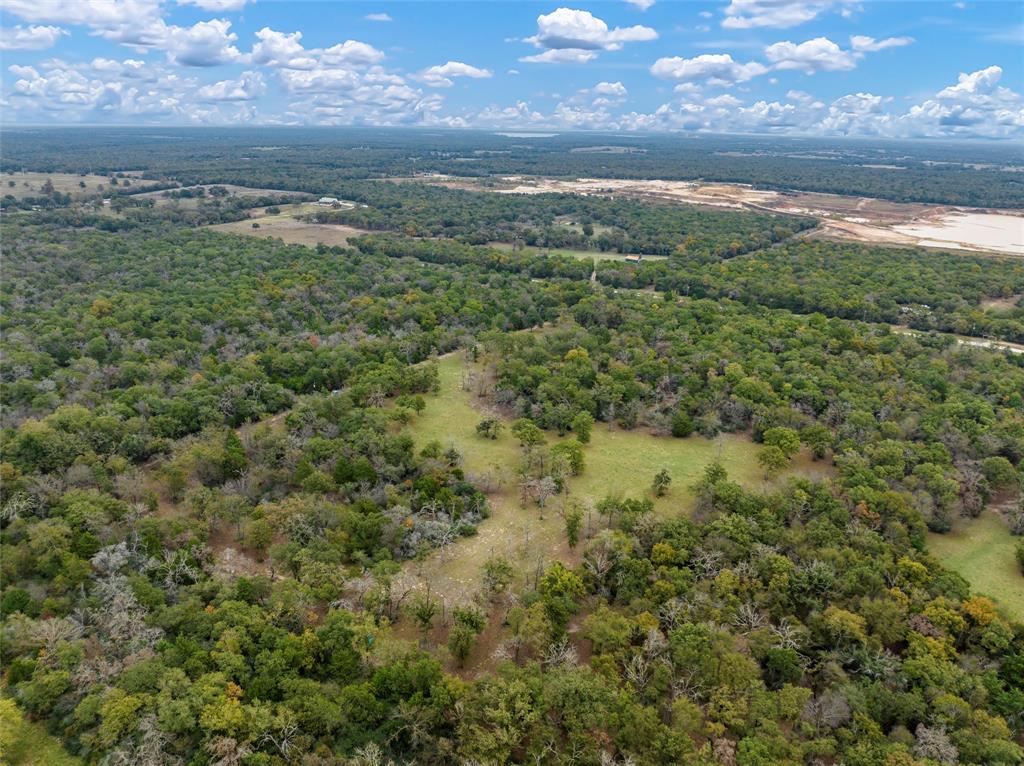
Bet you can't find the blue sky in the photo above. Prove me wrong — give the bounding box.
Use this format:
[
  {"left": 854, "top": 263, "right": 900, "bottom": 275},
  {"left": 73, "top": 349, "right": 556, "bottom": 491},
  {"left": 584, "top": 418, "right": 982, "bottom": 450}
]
[{"left": 1, "top": 0, "right": 1021, "bottom": 138}]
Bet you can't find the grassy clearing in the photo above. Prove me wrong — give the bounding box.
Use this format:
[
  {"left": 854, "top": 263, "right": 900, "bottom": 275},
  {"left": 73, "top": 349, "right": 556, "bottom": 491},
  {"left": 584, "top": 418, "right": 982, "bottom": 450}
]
[
  {"left": 1, "top": 171, "right": 148, "bottom": 200},
  {"left": 207, "top": 203, "right": 367, "bottom": 247},
  {"left": 133, "top": 184, "right": 312, "bottom": 208},
  {"left": 981, "top": 293, "right": 1022, "bottom": 313},
  {"left": 402, "top": 351, "right": 830, "bottom": 598},
  {"left": 487, "top": 241, "right": 667, "bottom": 262},
  {"left": 0, "top": 698, "right": 81, "bottom": 766},
  {"left": 927, "top": 512, "right": 1023, "bottom": 621}
]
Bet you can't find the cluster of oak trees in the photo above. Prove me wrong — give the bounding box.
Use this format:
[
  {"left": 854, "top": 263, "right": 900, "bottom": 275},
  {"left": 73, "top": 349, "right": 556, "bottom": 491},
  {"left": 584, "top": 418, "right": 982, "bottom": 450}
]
[{"left": 596, "top": 239, "right": 1024, "bottom": 343}]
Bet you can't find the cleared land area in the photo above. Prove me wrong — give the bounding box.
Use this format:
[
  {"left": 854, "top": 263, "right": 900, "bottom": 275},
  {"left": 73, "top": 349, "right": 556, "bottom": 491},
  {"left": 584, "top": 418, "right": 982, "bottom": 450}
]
[
  {"left": 892, "top": 325, "right": 1024, "bottom": 355},
  {"left": 928, "top": 511, "right": 1023, "bottom": 621},
  {"left": 431, "top": 174, "right": 1024, "bottom": 257},
  {"left": 1, "top": 170, "right": 152, "bottom": 200},
  {"left": 133, "top": 183, "right": 312, "bottom": 205},
  {"left": 402, "top": 351, "right": 831, "bottom": 598},
  {"left": 207, "top": 202, "right": 367, "bottom": 247},
  {"left": 981, "top": 293, "right": 1023, "bottom": 312},
  {"left": 891, "top": 212, "right": 1023, "bottom": 255}
]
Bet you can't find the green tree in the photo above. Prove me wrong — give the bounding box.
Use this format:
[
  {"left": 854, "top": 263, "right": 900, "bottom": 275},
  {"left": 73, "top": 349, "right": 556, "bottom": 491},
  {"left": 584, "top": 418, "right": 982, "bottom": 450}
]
[
  {"left": 448, "top": 606, "right": 486, "bottom": 667},
  {"left": 571, "top": 411, "right": 594, "bottom": 444},
  {"left": 758, "top": 445, "right": 789, "bottom": 479},
  {"left": 222, "top": 431, "right": 248, "bottom": 479},
  {"left": 245, "top": 519, "right": 274, "bottom": 560},
  {"left": 475, "top": 418, "right": 503, "bottom": 440},
  {"left": 563, "top": 502, "right": 583, "bottom": 548},
  {"left": 982, "top": 456, "right": 1018, "bottom": 490},
  {"left": 671, "top": 409, "right": 694, "bottom": 438},
  {"left": 538, "top": 562, "right": 585, "bottom": 631},
  {"left": 408, "top": 592, "right": 439, "bottom": 645},
  {"left": 551, "top": 439, "right": 585, "bottom": 476},
  {"left": 652, "top": 468, "right": 672, "bottom": 497},
  {"left": 482, "top": 556, "right": 515, "bottom": 599},
  {"left": 763, "top": 427, "right": 800, "bottom": 459},
  {"left": 800, "top": 423, "right": 833, "bottom": 460},
  {"left": 511, "top": 418, "right": 545, "bottom": 450}
]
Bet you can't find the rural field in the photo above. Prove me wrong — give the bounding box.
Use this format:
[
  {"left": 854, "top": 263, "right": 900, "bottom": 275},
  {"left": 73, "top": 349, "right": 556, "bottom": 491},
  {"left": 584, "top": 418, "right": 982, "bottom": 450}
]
[
  {"left": 927, "top": 512, "right": 1024, "bottom": 622},
  {"left": 133, "top": 183, "right": 313, "bottom": 208},
  {"left": 401, "top": 350, "right": 830, "bottom": 599},
  {"left": 1, "top": 170, "right": 151, "bottom": 200},
  {"left": 207, "top": 202, "right": 367, "bottom": 247}
]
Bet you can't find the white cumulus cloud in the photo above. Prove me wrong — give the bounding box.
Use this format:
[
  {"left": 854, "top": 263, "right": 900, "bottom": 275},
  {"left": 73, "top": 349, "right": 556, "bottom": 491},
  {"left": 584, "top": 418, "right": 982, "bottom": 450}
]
[
  {"left": 593, "top": 81, "right": 628, "bottom": 97},
  {"left": 764, "top": 37, "right": 857, "bottom": 73},
  {"left": 522, "top": 7, "right": 656, "bottom": 64},
  {"left": 196, "top": 70, "right": 265, "bottom": 101},
  {"left": 415, "top": 61, "right": 493, "bottom": 87},
  {"left": 163, "top": 19, "right": 242, "bottom": 66},
  {"left": 651, "top": 53, "right": 768, "bottom": 86},
  {"left": 0, "top": 25, "right": 67, "bottom": 51}
]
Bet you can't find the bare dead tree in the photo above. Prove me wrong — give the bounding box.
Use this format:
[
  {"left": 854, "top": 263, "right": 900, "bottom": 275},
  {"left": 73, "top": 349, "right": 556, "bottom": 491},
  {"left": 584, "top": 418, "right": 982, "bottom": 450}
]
[
  {"left": 257, "top": 723, "right": 299, "bottom": 760},
  {"left": 543, "top": 638, "right": 579, "bottom": 668},
  {"left": 732, "top": 602, "right": 767, "bottom": 635},
  {"left": 206, "top": 737, "right": 253, "bottom": 766}
]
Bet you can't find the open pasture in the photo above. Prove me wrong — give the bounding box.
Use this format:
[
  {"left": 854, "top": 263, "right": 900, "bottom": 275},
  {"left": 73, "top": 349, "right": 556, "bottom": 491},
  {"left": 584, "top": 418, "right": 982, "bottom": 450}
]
[
  {"left": 402, "top": 351, "right": 831, "bottom": 597},
  {"left": 928, "top": 511, "right": 1023, "bottom": 621}
]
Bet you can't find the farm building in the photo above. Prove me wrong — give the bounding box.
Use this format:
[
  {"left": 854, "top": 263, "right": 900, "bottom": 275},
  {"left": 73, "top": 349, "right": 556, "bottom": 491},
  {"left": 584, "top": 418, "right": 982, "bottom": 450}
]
[{"left": 318, "top": 196, "right": 339, "bottom": 205}]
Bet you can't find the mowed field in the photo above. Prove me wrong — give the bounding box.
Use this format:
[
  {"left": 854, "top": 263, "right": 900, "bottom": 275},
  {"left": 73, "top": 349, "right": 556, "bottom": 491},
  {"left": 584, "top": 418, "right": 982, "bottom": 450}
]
[
  {"left": 207, "top": 202, "right": 367, "bottom": 247},
  {"left": 928, "top": 511, "right": 1023, "bottom": 621},
  {"left": 1, "top": 170, "right": 150, "bottom": 200},
  {"left": 402, "top": 351, "right": 831, "bottom": 598}
]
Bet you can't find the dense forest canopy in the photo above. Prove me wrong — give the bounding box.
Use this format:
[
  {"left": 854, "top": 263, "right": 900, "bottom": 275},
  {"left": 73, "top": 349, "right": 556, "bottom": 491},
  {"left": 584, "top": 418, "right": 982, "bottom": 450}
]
[
  {"left": 1, "top": 129, "right": 1023, "bottom": 766},
  {"left": 595, "top": 239, "right": 1024, "bottom": 342},
  {"left": 305, "top": 180, "right": 814, "bottom": 257}
]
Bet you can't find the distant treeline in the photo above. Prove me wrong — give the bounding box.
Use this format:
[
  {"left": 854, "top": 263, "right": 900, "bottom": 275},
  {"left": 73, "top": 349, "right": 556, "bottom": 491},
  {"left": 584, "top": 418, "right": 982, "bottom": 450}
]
[{"left": 2, "top": 127, "right": 1022, "bottom": 207}]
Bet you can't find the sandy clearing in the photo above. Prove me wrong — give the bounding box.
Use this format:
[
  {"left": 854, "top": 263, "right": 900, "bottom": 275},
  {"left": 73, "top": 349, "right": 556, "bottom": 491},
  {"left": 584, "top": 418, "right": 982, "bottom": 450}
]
[
  {"left": 891, "top": 212, "right": 1024, "bottom": 256},
  {"left": 492, "top": 176, "right": 780, "bottom": 210},
  {"left": 818, "top": 219, "right": 920, "bottom": 246},
  {"left": 406, "top": 174, "right": 1024, "bottom": 256},
  {"left": 892, "top": 326, "right": 1024, "bottom": 355}
]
